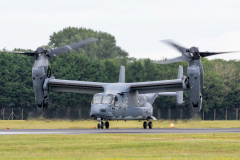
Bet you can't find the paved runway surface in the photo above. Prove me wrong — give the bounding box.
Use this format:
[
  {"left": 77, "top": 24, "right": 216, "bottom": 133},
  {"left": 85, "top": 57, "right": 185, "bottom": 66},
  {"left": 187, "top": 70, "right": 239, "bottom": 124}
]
[{"left": 0, "top": 128, "right": 240, "bottom": 135}]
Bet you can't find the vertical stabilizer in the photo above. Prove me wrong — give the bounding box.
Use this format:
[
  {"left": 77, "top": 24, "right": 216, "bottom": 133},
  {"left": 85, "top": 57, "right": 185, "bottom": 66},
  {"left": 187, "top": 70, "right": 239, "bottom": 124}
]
[
  {"left": 176, "top": 91, "right": 185, "bottom": 104},
  {"left": 177, "top": 65, "right": 183, "bottom": 79},
  {"left": 119, "top": 65, "right": 125, "bottom": 83}
]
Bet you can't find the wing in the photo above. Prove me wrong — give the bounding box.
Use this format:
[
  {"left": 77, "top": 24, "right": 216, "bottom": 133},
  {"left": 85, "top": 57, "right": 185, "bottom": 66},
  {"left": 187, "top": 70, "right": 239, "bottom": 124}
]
[
  {"left": 48, "top": 79, "right": 109, "bottom": 94},
  {"left": 129, "top": 79, "right": 183, "bottom": 94}
]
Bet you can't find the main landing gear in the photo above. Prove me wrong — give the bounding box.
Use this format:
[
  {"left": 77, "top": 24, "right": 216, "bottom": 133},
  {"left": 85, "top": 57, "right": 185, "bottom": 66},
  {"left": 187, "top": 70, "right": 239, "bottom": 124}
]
[
  {"left": 97, "top": 120, "right": 109, "bottom": 129},
  {"left": 143, "top": 120, "right": 152, "bottom": 129}
]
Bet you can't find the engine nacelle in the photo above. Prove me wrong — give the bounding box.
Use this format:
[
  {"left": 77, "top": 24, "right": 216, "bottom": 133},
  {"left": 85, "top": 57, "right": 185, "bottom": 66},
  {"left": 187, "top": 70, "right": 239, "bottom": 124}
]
[
  {"left": 32, "top": 67, "right": 49, "bottom": 112},
  {"left": 188, "top": 66, "right": 202, "bottom": 112}
]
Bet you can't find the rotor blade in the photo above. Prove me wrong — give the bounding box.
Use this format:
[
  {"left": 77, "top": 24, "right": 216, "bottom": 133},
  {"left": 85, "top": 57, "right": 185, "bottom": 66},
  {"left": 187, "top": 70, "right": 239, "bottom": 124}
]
[
  {"left": 0, "top": 50, "right": 35, "bottom": 56},
  {"left": 34, "top": 55, "right": 49, "bottom": 68},
  {"left": 199, "top": 51, "right": 240, "bottom": 57},
  {"left": 46, "top": 38, "right": 98, "bottom": 58},
  {"left": 162, "top": 40, "right": 187, "bottom": 55},
  {"left": 153, "top": 55, "right": 189, "bottom": 64}
]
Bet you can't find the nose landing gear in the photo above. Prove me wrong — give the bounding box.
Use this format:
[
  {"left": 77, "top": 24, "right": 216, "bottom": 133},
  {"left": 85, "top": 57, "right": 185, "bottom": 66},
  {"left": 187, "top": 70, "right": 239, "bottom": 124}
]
[
  {"left": 97, "top": 120, "right": 109, "bottom": 129},
  {"left": 97, "top": 122, "right": 104, "bottom": 129}
]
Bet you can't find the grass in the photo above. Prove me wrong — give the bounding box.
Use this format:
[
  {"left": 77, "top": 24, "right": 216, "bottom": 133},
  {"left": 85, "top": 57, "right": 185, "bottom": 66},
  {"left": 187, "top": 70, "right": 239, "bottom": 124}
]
[
  {"left": 0, "top": 120, "right": 240, "bottom": 129},
  {"left": 0, "top": 133, "right": 240, "bottom": 159}
]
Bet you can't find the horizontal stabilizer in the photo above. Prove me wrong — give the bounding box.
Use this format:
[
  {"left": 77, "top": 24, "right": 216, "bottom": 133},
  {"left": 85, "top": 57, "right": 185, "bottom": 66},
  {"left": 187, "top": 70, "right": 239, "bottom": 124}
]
[
  {"left": 158, "top": 92, "right": 176, "bottom": 96},
  {"left": 158, "top": 91, "right": 184, "bottom": 104}
]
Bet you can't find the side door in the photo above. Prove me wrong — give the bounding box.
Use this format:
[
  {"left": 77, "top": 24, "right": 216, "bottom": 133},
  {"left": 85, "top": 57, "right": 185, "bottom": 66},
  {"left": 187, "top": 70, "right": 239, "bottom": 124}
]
[
  {"left": 122, "top": 96, "right": 128, "bottom": 117},
  {"left": 111, "top": 95, "right": 124, "bottom": 118}
]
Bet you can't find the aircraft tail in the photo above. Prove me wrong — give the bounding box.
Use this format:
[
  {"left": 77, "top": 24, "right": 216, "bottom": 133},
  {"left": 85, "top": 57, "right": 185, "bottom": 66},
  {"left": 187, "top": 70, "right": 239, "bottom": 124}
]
[
  {"left": 175, "top": 65, "right": 185, "bottom": 104},
  {"left": 176, "top": 91, "right": 184, "bottom": 104},
  {"left": 119, "top": 65, "right": 125, "bottom": 83},
  {"left": 146, "top": 65, "right": 184, "bottom": 104}
]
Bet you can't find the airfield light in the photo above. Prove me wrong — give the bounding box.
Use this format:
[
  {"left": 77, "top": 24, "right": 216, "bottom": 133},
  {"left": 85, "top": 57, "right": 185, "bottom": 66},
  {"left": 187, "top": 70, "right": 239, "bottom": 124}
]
[
  {"left": 5, "top": 127, "right": 9, "bottom": 129},
  {"left": 170, "top": 123, "right": 174, "bottom": 128}
]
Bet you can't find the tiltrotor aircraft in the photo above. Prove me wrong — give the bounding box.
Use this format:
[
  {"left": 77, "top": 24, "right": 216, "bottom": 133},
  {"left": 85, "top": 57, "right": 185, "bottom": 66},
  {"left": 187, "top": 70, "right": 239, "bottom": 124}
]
[
  {"left": 1, "top": 39, "right": 237, "bottom": 129},
  {"left": 48, "top": 65, "right": 186, "bottom": 129},
  {"left": 154, "top": 40, "right": 238, "bottom": 112}
]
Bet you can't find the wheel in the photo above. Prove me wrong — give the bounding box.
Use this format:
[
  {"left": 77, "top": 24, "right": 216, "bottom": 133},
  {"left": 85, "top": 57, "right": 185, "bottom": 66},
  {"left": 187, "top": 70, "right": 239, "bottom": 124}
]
[
  {"left": 143, "top": 121, "right": 147, "bottom": 129},
  {"left": 105, "top": 121, "right": 109, "bottom": 129},
  {"left": 101, "top": 122, "right": 104, "bottom": 129},
  {"left": 148, "top": 121, "right": 152, "bottom": 129},
  {"left": 97, "top": 123, "right": 100, "bottom": 129}
]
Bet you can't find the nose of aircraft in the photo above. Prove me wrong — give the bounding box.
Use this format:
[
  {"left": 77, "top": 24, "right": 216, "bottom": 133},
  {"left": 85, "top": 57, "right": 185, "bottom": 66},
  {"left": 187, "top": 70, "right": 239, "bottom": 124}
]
[{"left": 90, "top": 104, "right": 111, "bottom": 118}]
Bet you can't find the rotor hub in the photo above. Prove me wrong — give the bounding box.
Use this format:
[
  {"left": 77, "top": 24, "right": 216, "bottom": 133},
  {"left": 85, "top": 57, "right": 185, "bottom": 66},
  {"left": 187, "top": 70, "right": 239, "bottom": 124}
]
[
  {"left": 35, "top": 47, "right": 45, "bottom": 54},
  {"left": 188, "top": 47, "right": 200, "bottom": 60}
]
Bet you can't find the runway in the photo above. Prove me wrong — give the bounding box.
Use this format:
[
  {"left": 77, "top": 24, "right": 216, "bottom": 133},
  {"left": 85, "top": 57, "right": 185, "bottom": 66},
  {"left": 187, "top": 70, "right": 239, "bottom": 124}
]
[{"left": 0, "top": 128, "right": 240, "bottom": 135}]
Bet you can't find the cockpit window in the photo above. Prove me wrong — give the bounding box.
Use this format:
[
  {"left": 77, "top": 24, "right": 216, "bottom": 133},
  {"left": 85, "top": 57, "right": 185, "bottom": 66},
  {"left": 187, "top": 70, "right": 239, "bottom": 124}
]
[
  {"left": 102, "top": 96, "right": 112, "bottom": 104},
  {"left": 93, "top": 95, "right": 102, "bottom": 104}
]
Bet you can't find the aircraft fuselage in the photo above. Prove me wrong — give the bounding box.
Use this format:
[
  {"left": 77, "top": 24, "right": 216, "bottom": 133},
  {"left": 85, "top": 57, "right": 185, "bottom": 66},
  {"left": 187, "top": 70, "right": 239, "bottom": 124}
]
[{"left": 90, "top": 92, "right": 155, "bottom": 121}]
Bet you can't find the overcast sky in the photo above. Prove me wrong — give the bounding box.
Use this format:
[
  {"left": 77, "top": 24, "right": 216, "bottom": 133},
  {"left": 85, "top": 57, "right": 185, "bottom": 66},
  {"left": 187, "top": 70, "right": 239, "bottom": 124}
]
[{"left": 0, "top": 0, "right": 240, "bottom": 60}]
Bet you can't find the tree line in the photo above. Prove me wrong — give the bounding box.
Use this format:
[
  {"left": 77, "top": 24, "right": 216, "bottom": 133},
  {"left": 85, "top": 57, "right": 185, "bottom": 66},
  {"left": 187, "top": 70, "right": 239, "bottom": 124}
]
[{"left": 0, "top": 27, "right": 240, "bottom": 113}]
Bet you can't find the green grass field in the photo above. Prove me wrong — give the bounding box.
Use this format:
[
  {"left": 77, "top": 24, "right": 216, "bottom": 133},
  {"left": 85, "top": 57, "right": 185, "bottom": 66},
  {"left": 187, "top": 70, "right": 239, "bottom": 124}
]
[
  {"left": 1, "top": 120, "right": 240, "bottom": 159},
  {"left": 0, "top": 133, "right": 240, "bottom": 159},
  {"left": 1, "top": 120, "right": 240, "bottom": 129}
]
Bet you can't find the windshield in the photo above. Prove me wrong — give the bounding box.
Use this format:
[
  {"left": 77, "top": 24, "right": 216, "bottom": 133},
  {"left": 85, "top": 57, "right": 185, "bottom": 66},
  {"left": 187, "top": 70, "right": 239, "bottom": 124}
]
[
  {"left": 102, "top": 96, "right": 112, "bottom": 104},
  {"left": 93, "top": 95, "right": 102, "bottom": 104}
]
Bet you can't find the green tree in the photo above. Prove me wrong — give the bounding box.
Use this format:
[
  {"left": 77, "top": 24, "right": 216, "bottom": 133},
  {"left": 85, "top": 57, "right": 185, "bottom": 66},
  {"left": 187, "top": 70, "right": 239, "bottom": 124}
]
[{"left": 48, "top": 27, "right": 128, "bottom": 60}]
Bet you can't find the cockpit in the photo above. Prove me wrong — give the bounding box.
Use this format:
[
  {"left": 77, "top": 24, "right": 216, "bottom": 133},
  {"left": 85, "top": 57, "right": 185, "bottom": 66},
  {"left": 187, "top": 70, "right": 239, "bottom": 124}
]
[{"left": 92, "top": 94, "right": 119, "bottom": 106}]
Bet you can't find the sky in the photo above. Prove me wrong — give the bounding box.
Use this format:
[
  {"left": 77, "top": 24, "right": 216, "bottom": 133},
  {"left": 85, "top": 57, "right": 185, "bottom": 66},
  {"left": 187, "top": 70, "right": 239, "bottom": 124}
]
[{"left": 0, "top": 0, "right": 240, "bottom": 61}]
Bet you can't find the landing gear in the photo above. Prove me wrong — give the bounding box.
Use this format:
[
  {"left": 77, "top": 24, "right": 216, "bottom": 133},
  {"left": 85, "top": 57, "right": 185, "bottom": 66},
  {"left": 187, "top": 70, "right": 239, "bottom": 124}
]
[
  {"left": 97, "top": 122, "right": 104, "bottom": 129},
  {"left": 143, "top": 121, "right": 147, "bottom": 129},
  {"left": 97, "top": 120, "right": 109, "bottom": 129},
  {"left": 143, "top": 120, "right": 153, "bottom": 129},
  {"left": 105, "top": 121, "right": 109, "bottom": 129},
  {"left": 148, "top": 121, "right": 152, "bottom": 129}
]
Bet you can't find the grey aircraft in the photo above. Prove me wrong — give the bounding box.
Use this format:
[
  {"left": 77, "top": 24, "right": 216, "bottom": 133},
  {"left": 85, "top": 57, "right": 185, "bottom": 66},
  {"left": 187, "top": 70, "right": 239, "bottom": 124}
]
[
  {"left": 48, "top": 65, "right": 185, "bottom": 129},
  {"left": 1, "top": 39, "right": 237, "bottom": 129}
]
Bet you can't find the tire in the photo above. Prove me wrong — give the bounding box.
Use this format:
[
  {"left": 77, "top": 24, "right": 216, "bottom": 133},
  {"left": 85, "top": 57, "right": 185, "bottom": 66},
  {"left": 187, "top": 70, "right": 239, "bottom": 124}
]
[
  {"left": 97, "top": 123, "right": 100, "bottom": 129},
  {"left": 105, "top": 121, "right": 109, "bottom": 129},
  {"left": 143, "top": 121, "right": 147, "bottom": 129},
  {"left": 148, "top": 121, "right": 152, "bottom": 129},
  {"left": 101, "top": 122, "right": 104, "bottom": 129}
]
